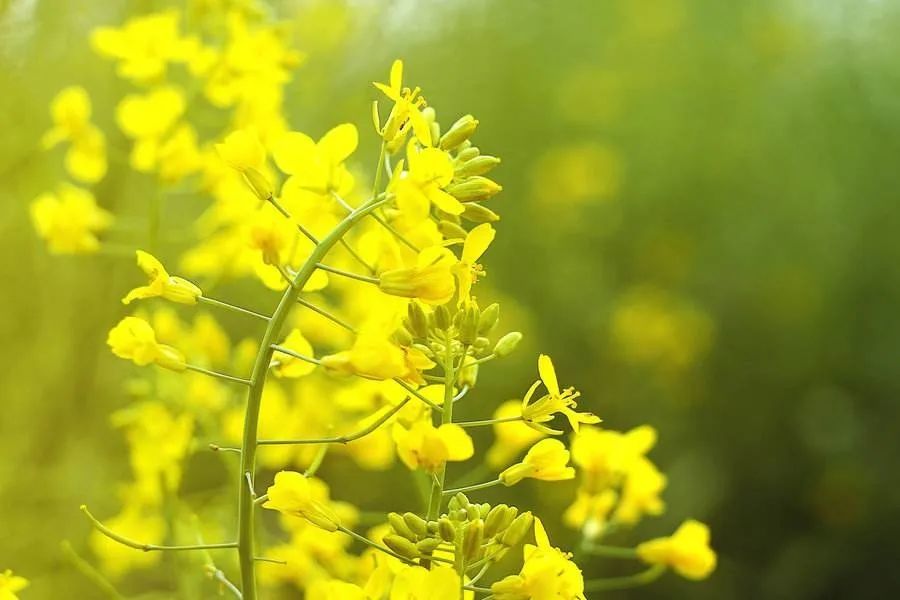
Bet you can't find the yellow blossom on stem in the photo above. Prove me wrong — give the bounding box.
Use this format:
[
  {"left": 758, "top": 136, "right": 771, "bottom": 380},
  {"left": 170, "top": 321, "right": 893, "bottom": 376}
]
[
  {"left": 378, "top": 246, "right": 457, "bottom": 304},
  {"left": 321, "top": 333, "right": 435, "bottom": 383},
  {"left": 273, "top": 124, "right": 358, "bottom": 196},
  {"left": 30, "top": 184, "right": 112, "bottom": 254},
  {"left": 271, "top": 329, "right": 316, "bottom": 378},
  {"left": 116, "top": 86, "right": 186, "bottom": 172},
  {"left": 392, "top": 140, "right": 463, "bottom": 216},
  {"left": 107, "top": 316, "right": 186, "bottom": 371},
  {"left": 636, "top": 520, "right": 717, "bottom": 580},
  {"left": 492, "top": 518, "right": 585, "bottom": 600},
  {"left": 614, "top": 456, "right": 667, "bottom": 525},
  {"left": 521, "top": 354, "right": 599, "bottom": 435},
  {"left": 372, "top": 59, "right": 432, "bottom": 147},
  {"left": 0, "top": 570, "right": 28, "bottom": 599},
  {"left": 486, "top": 399, "right": 546, "bottom": 469},
  {"left": 453, "top": 223, "right": 495, "bottom": 302},
  {"left": 499, "top": 438, "right": 575, "bottom": 486},
  {"left": 122, "top": 250, "right": 202, "bottom": 305},
  {"left": 216, "top": 128, "right": 275, "bottom": 202},
  {"left": 571, "top": 425, "right": 658, "bottom": 492},
  {"left": 42, "top": 86, "right": 107, "bottom": 183},
  {"left": 263, "top": 471, "right": 342, "bottom": 532},
  {"left": 390, "top": 565, "right": 461, "bottom": 600},
  {"left": 392, "top": 421, "right": 474, "bottom": 473}
]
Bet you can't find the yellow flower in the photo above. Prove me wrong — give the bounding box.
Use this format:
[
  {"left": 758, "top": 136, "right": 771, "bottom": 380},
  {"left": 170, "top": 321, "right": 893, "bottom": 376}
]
[
  {"left": 486, "top": 400, "right": 545, "bottom": 469},
  {"left": 392, "top": 421, "right": 474, "bottom": 473},
  {"left": 378, "top": 246, "right": 456, "bottom": 304},
  {"left": 614, "top": 456, "right": 667, "bottom": 525},
  {"left": 91, "top": 10, "right": 192, "bottom": 84},
  {"left": 156, "top": 123, "right": 202, "bottom": 183},
  {"left": 571, "top": 425, "right": 658, "bottom": 493},
  {"left": 499, "top": 438, "right": 575, "bottom": 486},
  {"left": 563, "top": 488, "right": 618, "bottom": 534},
  {"left": 116, "top": 86, "right": 186, "bottom": 172},
  {"left": 107, "top": 316, "right": 186, "bottom": 371},
  {"left": 373, "top": 59, "right": 432, "bottom": 147},
  {"left": 453, "top": 223, "right": 495, "bottom": 302},
  {"left": 321, "top": 333, "right": 435, "bottom": 384},
  {"left": 393, "top": 140, "right": 463, "bottom": 217},
  {"left": 216, "top": 128, "right": 274, "bottom": 201},
  {"left": 263, "top": 471, "right": 342, "bottom": 532},
  {"left": 521, "top": 355, "right": 599, "bottom": 435},
  {"left": 273, "top": 124, "right": 358, "bottom": 196},
  {"left": 271, "top": 329, "right": 317, "bottom": 378},
  {"left": 636, "top": 520, "right": 717, "bottom": 580},
  {"left": 492, "top": 518, "right": 585, "bottom": 600},
  {"left": 306, "top": 579, "right": 367, "bottom": 600},
  {"left": 122, "top": 250, "right": 202, "bottom": 305},
  {"left": 0, "top": 570, "right": 28, "bottom": 599},
  {"left": 41, "top": 86, "right": 107, "bottom": 183},
  {"left": 390, "top": 565, "right": 461, "bottom": 600},
  {"left": 30, "top": 184, "right": 112, "bottom": 254}
]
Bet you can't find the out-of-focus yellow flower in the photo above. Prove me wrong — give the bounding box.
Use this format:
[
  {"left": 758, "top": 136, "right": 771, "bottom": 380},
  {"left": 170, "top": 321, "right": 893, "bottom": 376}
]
[
  {"left": 500, "top": 438, "right": 575, "bottom": 486},
  {"left": 273, "top": 124, "right": 357, "bottom": 196},
  {"left": 486, "top": 400, "right": 545, "bottom": 469},
  {"left": 390, "top": 565, "right": 461, "bottom": 600},
  {"left": 492, "top": 518, "right": 585, "bottom": 600},
  {"left": 107, "top": 316, "right": 186, "bottom": 371},
  {"left": 393, "top": 421, "right": 473, "bottom": 473},
  {"left": 156, "top": 123, "right": 202, "bottom": 182},
  {"left": 378, "top": 246, "right": 456, "bottom": 305},
  {"left": 0, "top": 570, "right": 28, "bottom": 599},
  {"left": 521, "top": 355, "right": 599, "bottom": 435},
  {"left": 272, "top": 329, "right": 316, "bottom": 378},
  {"left": 91, "top": 10, "right": 192, "bottom": 84},
  {"left": 216, "top": 128, "right": 274, "bottom": 201},
  {"left": 571, "top": 425, "right": 658, "bottom": 492},
  {"left": 563, "top": 488, "right": 618, "bottom": 534},
  {"left": 263, "top": 471, "right": 342, "bottom": 532},
  {"left": 30, "top": 184, "right": 112, "bottom": 254},
  {"left": 321, "top": 333, "right": 435, "bottom": 384},
  {"left": 122, "top": 250, "right": 202, "bottom": 305},
  {"left": 392, "top": 140, "right": 462, "bottom": 217},
  {"left": 637, "top": 520, "right": 716, "bottom": 580},
  {"left": 42, "top": 86, "right": 107, "bottom": 183},
  {"left": 116, "top": 86, "right": 186, "bottom": 172},
  {"left": 453, "top": 223, "right": 495, "bottom": 302},
  {"left": 89, "top": 504, "right": 166, "bottom": 578},
  {"left": 373, "top": 59, "right": 432, "bottom": 148},
  {"left": 615, "top": 456, "right": 667, "bottom": 525},
  {"left": 306, "top": 579, "right": 367, "bottom": 600}
]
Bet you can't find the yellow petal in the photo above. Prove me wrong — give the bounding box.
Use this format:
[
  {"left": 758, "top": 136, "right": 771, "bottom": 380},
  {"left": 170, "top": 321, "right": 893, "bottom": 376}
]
[
  {"left": 272, "top": 131, "right": 316, "bottom": 175},
  {"left": 537, "top": 354, "right": 560, "bottom": 396},
  {"left": 462, "top": 223, "right": 495, "bottom": 265},
  {"left": 438, "top": 424, "right": 474, "bottom": 461},
  {"left": 318, "top": 123, "right": 358, "bottom": 164}
]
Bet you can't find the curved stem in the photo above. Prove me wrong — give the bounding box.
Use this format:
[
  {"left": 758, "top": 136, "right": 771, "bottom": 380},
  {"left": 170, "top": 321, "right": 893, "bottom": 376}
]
[
  {"left": 582, "top": 544, "right": 639, "bottom": 560},
  {"left": 443, "top": 479, "right": 502, "bottom": 496},
  {"left": 185, "top": 364, "right": 251, "bottom": 386},
  {"left": 456, "top": 416, "right": 522, "bottom": 428},
  {"left": 81, "top": 506, "right": 237, "bottom": 552},
  {"left": 236, "top": 195, "right": 389, "bottom": 599},
  {"left": 583, "top": 564, "right": 667, "bottom": 592},
  {"left": 198, "top": 296, "right": 270, "bottom": 321},
  {"left": 315, "top": 262, "right": 379, "bottom": 284}
]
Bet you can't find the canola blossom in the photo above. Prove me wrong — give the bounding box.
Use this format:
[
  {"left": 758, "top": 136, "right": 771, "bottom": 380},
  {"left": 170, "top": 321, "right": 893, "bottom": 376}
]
[{"left": 26, "top": 5, "right": 717, "bottom": 599}]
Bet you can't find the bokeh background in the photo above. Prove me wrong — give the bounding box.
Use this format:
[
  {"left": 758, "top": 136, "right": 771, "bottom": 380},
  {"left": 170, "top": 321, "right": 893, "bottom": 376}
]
[{"left": 2, "top": 0, "right": 900, "bottom": 598}]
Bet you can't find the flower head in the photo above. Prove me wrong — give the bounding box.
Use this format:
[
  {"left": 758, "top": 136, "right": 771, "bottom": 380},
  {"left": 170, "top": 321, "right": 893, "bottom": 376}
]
[
  {"left": 492, "top": 518, "right": 585, "bottom": 600},
  {"left": 393, "top": 421, "right": 474, "bottom": 473},
  {"left": 521, "top": 354, "right": 599, "bottom": 435},
  {"left": 499, "top": 438, "right": 575, "bottom": 486},
  {"left": 0, "top": 570, "right": 28, "bottom": 599},
  {"left": 321, "top": 333, "right": 435, "bottom": 384},
  {"left": 389, "top": 565, "right": 461, "bottom": 600},
  {"left": 373, "top": 59, "right": 432, "bottom": 148},
  {"left": 42, "top": 86, "right": 107, "bottom": 183},
  {"left": 263, "top": 471, "right": 342, "bottom": 532},
  {"left": 486, "top": 400, "right": 546, "bottom": 469},
  {"left": 453, "top": 223, "right": 495, "bottom": 303},
  {"left": 122, "top": 251, "right": 202, "bottom": 305},
  {"left": 392, "top": 140, "right": 462, "bottom": 216},
  {"left": 107, "top": 316, "right": 186, "bottom": 371},
  {"left": 271, "top": 329, "right": 317, "bottom": 378},
  {"left": 30, "top": 184, "right": 112, "bottom": 254},
  {"left": 637, "top": 520, "right": 717, "bottom": 580},
  {"left": 378, "top": 246, "right": 456, "bottom": 305},
  {"left": 273, "top": 123, "right": 358, "bottom": 196}
]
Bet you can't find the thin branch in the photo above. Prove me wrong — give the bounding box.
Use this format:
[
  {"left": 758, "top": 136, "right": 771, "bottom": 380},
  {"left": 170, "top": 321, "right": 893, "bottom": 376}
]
[
  {"left": 270, "top": 344, "right": 322, "bottom": 366},
  {"left": 442, "top": 479, "right": 503, "bottom": 496},
  {"left": 392, "top": 378, "right": 442, "bottom": 410},
  {"left": 296, "top": 297, "right": 357, "bottom": 333},
  {"left": 80, "top": 506, "right": 237, "bottom": 552},
  {"left": 457, "top": 416, "right": 523, "bottom": 428},
  {"left": 185, "top": 364, "right": 251, "bottom": 386},
  {"left": 198, "top": 296, "right": 270, "bottom": 322},
  {"left": 315, "top": 262, "right": 379, "bottom": 284},
  {"left": 583, "top": 565, "right": 667, "bottom": 592}
]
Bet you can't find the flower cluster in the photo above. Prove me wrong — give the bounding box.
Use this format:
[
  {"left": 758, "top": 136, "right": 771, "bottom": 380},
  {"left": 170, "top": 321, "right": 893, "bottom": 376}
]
[{"left": 29, "top": 5, "right": 717, "bottom": 599}]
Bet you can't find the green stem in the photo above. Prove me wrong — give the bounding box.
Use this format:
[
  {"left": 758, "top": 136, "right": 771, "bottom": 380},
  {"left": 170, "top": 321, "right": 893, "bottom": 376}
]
[
  {"left": 236, "top": 195, "right": 389, "bottom": 599},
  {"left": 583, "top": 564, "right": 667, "bottom": 592},
  {"left": 426, "top": 345, "right": 456, "bottom": 521},
  {"left": 270, "top": 344, "right": 321, "bottom": 366},
  {"left": 60, "top": 540, "right": 125, "bottom": 600},
  {"left": 315, "top": 262, "right": 379, "bottom": 284},
  {"left": 582, "top": 544, "right": 639, "bottom": 559},
  {"left": 337, "top": 525, "right": 416, "bottom": 565},
  {"left": 443, "top": 479, "right": 502, "bottom": 496},
  {"left": 456, "top": 416, "right": 522, "bottom": 428},
  {"left": 81, "top": 506, "right": 237, "bottom": 552},
  {"left": 304, "top": 445, "right": 329, "bottom": 477},
  {"left": 198, "top": 296, "right": 270, "bottom": 321},
  {"left": 185, "top": 364, "right": 251, "bottom": 386},
  {"left": 296, "top": 298, "right": 357, "bottom": 333}
]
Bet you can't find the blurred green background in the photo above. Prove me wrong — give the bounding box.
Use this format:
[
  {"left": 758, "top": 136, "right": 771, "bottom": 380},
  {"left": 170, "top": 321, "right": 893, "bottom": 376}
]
[{"left": 3, "top": 0, "right": 900, "bottom": 598}]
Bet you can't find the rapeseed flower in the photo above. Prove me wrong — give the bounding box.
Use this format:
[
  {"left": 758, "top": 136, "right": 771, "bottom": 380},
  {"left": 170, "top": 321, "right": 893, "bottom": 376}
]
[
  {"left": 30, "top": 184, "right": 112, "bottom": 254},
  {"left": 42, "top": 86, "right": 107, "bottom": 182},
  {"left": 453, "top": 223, "right": 495, "bottom": 302},
  {"left": 0, "top": 570, "right": 27, "bottom": 600},
  {"left": 521, "top": 355, "right": 599, "bottom": 434},
  {"left": 107, "top": 316, "right": 186, "bottom": 371},
  {"left": 393, "top": 421, "right": 474, "bottom": 473},
  {"left": 263, "top": 471, "right": 342, "bottom": 532},
  {"left": 500, "top": 439, "right": 575, "bottom": 486},
  {"left": 273, "top": 124, "right": 357, "bottom": 196},
  {"left": 122, "top": 251, "right": 202, "bottom": 305},
  {"left": 378, "top": 247, "right": 456, "bottom": 304},
  {"left": 373, "top": 59, "right": 432, "bottom": 148},
  {"left": 271, "top": 329, "right": 317, "bottom": 378},
  {"left": 636, "top": 520, "right": 717, "bottom": 580}
]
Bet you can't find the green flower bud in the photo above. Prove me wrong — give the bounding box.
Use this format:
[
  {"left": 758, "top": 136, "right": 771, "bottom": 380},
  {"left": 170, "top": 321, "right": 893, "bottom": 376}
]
[
  {"left": 494, "top": 332, "right": 523, "bottom": 357},
  {"left": 463, "top": 519, "right": 485, "bottom": 561},
  {"left": 416, "top": 537, "right": 442, "bottom": 554},
  {"left": 478, "top": 303, "right": 500, "bottom": 336},
  {"left": 403, "top": 513, "right": 429, "bottom": 538},
  {"left": 389, "top": 512, "right": 416, "bottom": 540},
  {"left": 457, "top": 359, "right": 479, "bottom": 388},
  {"left": 407, "top": 302, "right": 429, "bottom": 338},
  {"left": 457, "top": 146, "right": 480, "bottom": 162},
  {"left": 479, "top": 503, "right": 491, "bottom": 519},
  {"left": 392, "top": 326, "right": 413, "bottom": 347},
  {"left": 384, "top": 534, "right": 420, "bottom": 559},
  {"left": 461, "top": 202, "right": 501, "bottom": 224},
  {"left": 440, "top": 114, "right": 479, "bottom": 151},
  {"left": 447, "top": 176, "right": 502, "bottom": 202},
  {"left": 460, "top": 303, "right": 481, "bottom": 345},
  {"left": 500, "top": 512, "right": 533, "bottom": 547},
  {"left": 434, "top": 304, "right": 452, "bottom": 330},
  {"left": 438, "top": 517, "right": 457, "bottom": 542},
  {"left": 484, "top": 504, "right": 509, "bottom": 538},
  {"left": 456, "top": 155, "right": 501, "bottom": 178},
  {"left": 438, "top": 220, "right": 468, "bottom": 240},
  {"left": 466, "top": 504, "right": 481, "bottom": 522},
  {"left": 454, "top": 492, "right": 471, "bottom": 508}
]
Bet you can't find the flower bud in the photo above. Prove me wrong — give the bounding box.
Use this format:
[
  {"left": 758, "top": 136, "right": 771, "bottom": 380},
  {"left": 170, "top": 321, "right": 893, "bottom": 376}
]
[
  {"left": 484, "top": 504, "right": 509, "bottom": 538},
  {"left": 446, "top": 176, "right": 502, "bottom": 202},
  {"left": 500, "top": 512, "right": 534, "bottom": 547},
  {"left": 457, "top": 356, "right": 479, "bottom": 388},
  {"left": 403, "top": 512, "right": 429, "bottom": 538},
  {"left": 459, "top": 303, "right": 481, "bottom": 345},
  {"left": 461, "top": 203, "right": 501, "bottom": 224},
  {"left": 456, "top": 155, "right": 501, "bottom": 178},
  {"left": 416, "top": 537, "right": 442, "bottom": 554},
  {"left": 392, "top": 326, "right": 414, "bottom": 347},
  {"left": 457, "top": 146, "right": 480, "bottom": 162},
  {"left": 478, "top": 303, "right": 500, "bottom": 336},
  {"left": 242, "top": 169, "right": 274, "bottom": 202},
  {"left": 389, "top": 512, "right": 416, "bottom": 540},
  {"left": 438, "top": 220, "right": 468, "bottom": 240},
  {"left": 439, "top": 517, "right": 457, "bottom": 542},
  {"left": 493, "top": 332, "right": 523, "bottom": 357},
  {"left": 384, "top": 534, "right": 420, "bottom": 559},
  {"left": 466, "top": 504, "right": 481, "bottom": 522},
  {"left": 434, "top": 304, "right": 452, "bottom": 330},
  {"left": 407, "top": 302, "right": 429, "bottom": 338},
  {"left": 463, "top": 519, "right": 484, "bottom": 561},
  {"left": 440, "top": 115, "right": 479, "bottom": 151},
  {"left": 479, "top": 503, "right": 491, "bottom": 519}
]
